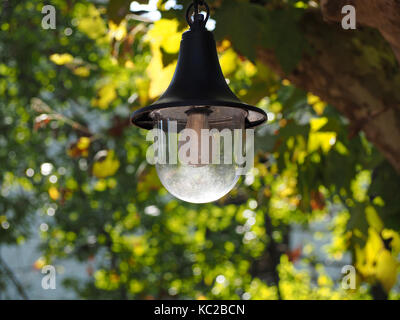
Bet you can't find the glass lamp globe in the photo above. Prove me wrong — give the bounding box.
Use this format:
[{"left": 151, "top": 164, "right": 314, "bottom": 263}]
[{"left": 152, "top": 106, "right": 247, "bottom": 203}]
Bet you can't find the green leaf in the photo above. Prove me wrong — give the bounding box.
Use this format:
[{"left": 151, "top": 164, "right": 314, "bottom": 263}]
[
  {"left": 160, "top": 47, "right": 179, "bottom": 68},
  {"left": 214, "top": 1, "right": 308, "bottom": 73},
  {"left": 214, "top": 1, "right": 265, "bottom": 62},
  {"left": 266, "top": 8, "right": 308, "bottom": 73}
]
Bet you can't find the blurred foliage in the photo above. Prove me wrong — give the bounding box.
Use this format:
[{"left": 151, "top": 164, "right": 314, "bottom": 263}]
[{"left": 0, "top": 0, "right": 399, "bottom": 300}]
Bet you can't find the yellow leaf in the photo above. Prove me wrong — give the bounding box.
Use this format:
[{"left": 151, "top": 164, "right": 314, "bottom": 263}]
[
  {"left": 50, "top": 53, "right": 74, "bottom": 65},
  {"left": 376, "top": 250, "right": 399, "bottom": 293},
  {"left": 382, "top": 229, "right": 400, "bottom": 254},
  {"left": 125, "top": 60, "right": 135, "bottom": 69},
  {"left": 129, "top": 280, "right": 144, "bottom": 293},
  {"left": 145, "top": 19, "right": 183, "bottom": 99},
  {"left": 163, "top": 32, "right": 182, "bottom": 54},
  {"left": 365, "top": 228, "right": 383, "bottom": 266},
  {"left": 220, "top": 48, "right": 237, "bottom": 76},
  {"left": 75, "top": 3, "right": 107, "bottom": 41},
  {"left": 94, "top": 179, "right": 107, "bottom": 192},
  {"left": 147, "top": 47, "right": 176, "bottom": 99},
  {"left": 48, "top": 186, "right": 60, "bottom": 200},
  {"left": 147, "top": 19, "right": 181, "bottom": 54},
  {"left": 92, "top": 83, "right": 117, "bottom": 109},
  {"left": 307, "top": 93, "right": 320, "bottom": 105},
  {"left": 77, "top": 137, "right": 91, "bottom": 150},
  {"left": 308, "top": 118, "right": 336, "bottom": 153},
  {"left": 365, "top": 206, "right": 384, "bottom": 232},
  {"left": 92, "top": 150, "right": 120, "bottom": 178},
  {"left": 33, "top": 257, "right": 46, "bottom": 270},
  {"left": 314, "top": 102, "right": 326, "bottom": 115},
  {"left": 335, "top": 141, "right": 349, "bottom": 155},
  {"left": 308, "top": 132, "right": 336, "bottom": 153},
  {"left": 355, "top": 227, "right": 400, "bottom": 293},
  {"left": 317, "top": 274, "right": 331, "bottom": 287},
  {"left": 217, "top": 39, "right": 231, "bottom": 52},
  {"left": 310, "top": 117, "right": 328, "bottom": 131},
  {"left": 307, "top": 94, "right": 327, "bottom": 116},
  {"left": 108, "top": 20, "right": 127, "bottom": 41},
  {"left": 243, "top": 61, "right": 257, "bottom": 77},
  {"left": 73, "top": 66, "right": 90, "bottom": 77}
]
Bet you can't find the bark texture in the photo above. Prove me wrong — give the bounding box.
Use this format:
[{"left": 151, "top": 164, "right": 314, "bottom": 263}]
[
  {"left": 321, "top": 0, "right": 400, "bottom": 63},
  {"left": 258, "top": 1, "right": 400, "bottom": 173}
]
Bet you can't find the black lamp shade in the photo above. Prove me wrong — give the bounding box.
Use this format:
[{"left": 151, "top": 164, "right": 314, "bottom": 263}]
[{"left": 131, "top": 25, "right": 267, "bottom": 130}]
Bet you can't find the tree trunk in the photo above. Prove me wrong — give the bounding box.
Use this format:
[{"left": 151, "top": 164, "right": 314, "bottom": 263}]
[{"left": 257, "top": 1, "right": 400, "bottom": 173}]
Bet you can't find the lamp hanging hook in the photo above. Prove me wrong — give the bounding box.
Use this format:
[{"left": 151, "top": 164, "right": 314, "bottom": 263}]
[{"left": 186, "top": 0, "right": 210, "bottom": 29}]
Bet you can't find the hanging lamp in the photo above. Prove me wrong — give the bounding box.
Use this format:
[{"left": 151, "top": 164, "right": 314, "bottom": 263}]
[{"left": 131, "top": 0, "right": 267, "bottom": 203}]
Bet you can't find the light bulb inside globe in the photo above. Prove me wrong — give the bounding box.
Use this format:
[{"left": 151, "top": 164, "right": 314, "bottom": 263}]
[
  {"left": 151, "top": 106, "right": 246, "bottom": 203},
  {"left": 180, "top": 108, "right": 211, "bottom": 166}
]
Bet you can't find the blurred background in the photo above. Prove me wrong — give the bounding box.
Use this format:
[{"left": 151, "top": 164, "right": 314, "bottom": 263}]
[{"left": 0, "top": 0, "right": 399, "bottom": 300}]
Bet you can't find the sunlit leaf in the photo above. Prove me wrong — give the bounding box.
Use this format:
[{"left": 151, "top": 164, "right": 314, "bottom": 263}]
[
  {"left": 50, "top": 53, "right": 74, "bottom": 65},
  {"left": 92, "top": 150, "right": 120, "bottom": 178}
]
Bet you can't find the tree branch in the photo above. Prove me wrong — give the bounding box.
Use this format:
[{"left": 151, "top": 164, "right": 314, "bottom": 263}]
[
  {"left": 257, "top": 9, "right": 400, "bottom": 173},
  {"left": 321, "top": 0, "right": 400, "bottom": 64},
  {"left": 0, "top": 255, "right": 29, "bottom": 300}
]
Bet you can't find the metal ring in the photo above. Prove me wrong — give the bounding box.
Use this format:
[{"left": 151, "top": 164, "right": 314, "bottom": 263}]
[{"left": 185, "top": 1, "right": 210, "bottom": 27}]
